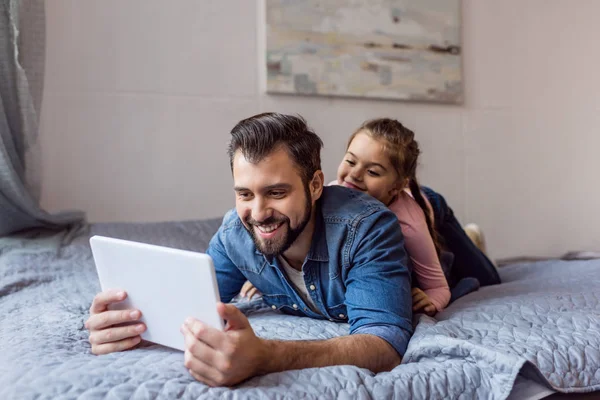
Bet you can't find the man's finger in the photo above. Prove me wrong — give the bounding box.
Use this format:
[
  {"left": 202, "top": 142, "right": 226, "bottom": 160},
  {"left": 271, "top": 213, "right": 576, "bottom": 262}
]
[
  {"left": 240, "top": 281, "right": 253, "bottom": 298},
  {"left": 184, "top": 350, "right": 223, "bottom": 387},
  {"left": 217, "top": 303, "right": 250, "bottom": 331},
  {"left": 189, "top": 369, "right": 217, "bottom": 387},
  {"left": 188, "top": 367, "right": 219, "bottom": 387},
  {"left": 89, "top": 323, "right": 146, "bottom": 345},
  {"left": 87, "top": 309, "right": 142, "bottom": 330},
  {"left": 91, "top": 336, "right": 141, "bottom": 355},
  {"left": 247, "top": 288, "right": 258, "bottom": 300},
  {"left": 184, "top": 318, "right": 225, "bottom": 349},
  {"left": 181, "top": 324, "right": 222, "bottom": 365},
  {"left": 90, "top": 290, "right": 127, "bottom": 314}
]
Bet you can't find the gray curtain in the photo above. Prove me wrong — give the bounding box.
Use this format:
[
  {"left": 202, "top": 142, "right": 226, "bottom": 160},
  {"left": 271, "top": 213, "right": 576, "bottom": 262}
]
[{"left": 0, "top": 0, "right": 84, "bottom": 236}]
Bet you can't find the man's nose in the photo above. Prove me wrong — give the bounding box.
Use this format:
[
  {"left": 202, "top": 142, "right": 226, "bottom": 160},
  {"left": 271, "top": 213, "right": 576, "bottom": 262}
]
[{"left": 251, "top": 197, "right": 272, "bottom": 223}]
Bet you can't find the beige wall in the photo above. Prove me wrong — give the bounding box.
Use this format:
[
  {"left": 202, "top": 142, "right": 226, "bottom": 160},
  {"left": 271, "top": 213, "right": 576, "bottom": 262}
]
[{"left": 40, "top": 0, "right": 600, "bottom": 259}]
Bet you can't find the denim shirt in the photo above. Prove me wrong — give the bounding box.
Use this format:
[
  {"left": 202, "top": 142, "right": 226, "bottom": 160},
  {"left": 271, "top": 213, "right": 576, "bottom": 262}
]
[{"left": 206, "top": 185, "right": 413, "bottom": 356}]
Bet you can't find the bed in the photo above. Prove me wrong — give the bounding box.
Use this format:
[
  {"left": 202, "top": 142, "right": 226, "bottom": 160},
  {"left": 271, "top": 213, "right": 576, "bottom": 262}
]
[{"left": 1, "top": 219, "right": 599, "bottom": 399}]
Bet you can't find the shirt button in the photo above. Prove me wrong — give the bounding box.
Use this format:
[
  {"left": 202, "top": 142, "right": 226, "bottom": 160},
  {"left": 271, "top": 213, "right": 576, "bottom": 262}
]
[
  {"left": 293, "top": 304, "right": 298, "bottom": 309},
  {"left": 338, "top": 314, "right": 345, "bottom": 319},
  {"left": 309, "top": 284, "right": 316, "bottom": 291},
  {"left": 271, "top": 305, "right": 277, "bottom": 310}
]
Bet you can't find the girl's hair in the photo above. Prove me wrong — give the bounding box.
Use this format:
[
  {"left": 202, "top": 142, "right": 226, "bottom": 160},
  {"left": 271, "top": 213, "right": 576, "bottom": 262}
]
[{"left": 348, "top": 118, "right": 442, "bottom": 255}]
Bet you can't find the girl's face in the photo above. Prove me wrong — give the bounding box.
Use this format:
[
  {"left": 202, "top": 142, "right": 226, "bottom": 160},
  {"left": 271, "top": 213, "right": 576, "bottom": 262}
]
[{"left": 336, "top": 131, "right": 402, "bottom": 205}]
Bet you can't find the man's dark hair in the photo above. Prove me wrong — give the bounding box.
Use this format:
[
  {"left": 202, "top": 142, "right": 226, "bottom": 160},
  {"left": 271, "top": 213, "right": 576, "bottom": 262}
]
[{"left": 227, "top": 113, "right": 323, "bottom": 183}]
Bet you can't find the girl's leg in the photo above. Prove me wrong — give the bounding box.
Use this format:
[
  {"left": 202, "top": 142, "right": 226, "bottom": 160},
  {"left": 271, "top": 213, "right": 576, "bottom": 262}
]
[{"left": 421, "top": 186, "right": 501, "bottom": 286}]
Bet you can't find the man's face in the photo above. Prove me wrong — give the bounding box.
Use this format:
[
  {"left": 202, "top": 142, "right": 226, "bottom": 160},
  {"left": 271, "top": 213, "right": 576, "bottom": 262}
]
[{"left": 233, "top": 147, "right": 313, "bottom": 256}]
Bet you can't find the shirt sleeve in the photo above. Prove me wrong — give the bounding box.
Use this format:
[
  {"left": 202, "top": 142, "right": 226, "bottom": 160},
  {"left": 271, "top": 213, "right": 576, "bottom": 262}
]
[
  {"left": 345, "top": 208, "right": 413, "bottom": 357},
  {"left": 206, "top": 215, "right": 248, "bottom": 303}
]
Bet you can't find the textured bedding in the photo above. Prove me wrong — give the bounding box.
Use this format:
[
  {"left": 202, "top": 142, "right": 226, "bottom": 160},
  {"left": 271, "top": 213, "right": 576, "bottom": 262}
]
[{"left": 1, "top": 220, "right": 599, "bottom": 399}]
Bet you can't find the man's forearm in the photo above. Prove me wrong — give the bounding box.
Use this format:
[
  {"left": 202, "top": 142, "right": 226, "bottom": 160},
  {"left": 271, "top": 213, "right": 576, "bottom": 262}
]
[{"left": 258, "top": 334, "right": 401, "bottom": 374}]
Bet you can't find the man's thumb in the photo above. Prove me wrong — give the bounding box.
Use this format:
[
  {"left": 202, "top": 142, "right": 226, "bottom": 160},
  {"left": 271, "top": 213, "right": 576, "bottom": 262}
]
[{"left": 217, "top": 302, "right": 250, "bottom": 331}]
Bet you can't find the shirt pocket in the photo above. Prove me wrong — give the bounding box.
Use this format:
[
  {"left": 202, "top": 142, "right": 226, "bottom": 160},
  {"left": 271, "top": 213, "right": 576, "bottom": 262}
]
[
  {"left": 262, "top": 294, "right": 306, "bottom": 317},
  {"left": 325, "top": 303, "right": 349, "bottom": 322}
]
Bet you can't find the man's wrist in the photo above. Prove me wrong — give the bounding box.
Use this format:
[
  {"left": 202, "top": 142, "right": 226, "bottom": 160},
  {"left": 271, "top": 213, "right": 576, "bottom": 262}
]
[{"left": 255, "top": 338, "right": 279, "bottom": 375}]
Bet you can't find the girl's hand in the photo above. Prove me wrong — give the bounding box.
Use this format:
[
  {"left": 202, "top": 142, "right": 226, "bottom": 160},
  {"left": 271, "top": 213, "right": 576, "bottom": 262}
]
[
  {"left": 240, "top": 281, "right": 261, "bottom": 300},
  {"left": 412, "top": 288, "right": 437, "bottom": 316}
]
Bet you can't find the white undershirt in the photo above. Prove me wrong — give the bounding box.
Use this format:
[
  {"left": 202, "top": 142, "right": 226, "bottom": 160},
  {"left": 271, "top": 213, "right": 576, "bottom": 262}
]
[{"left": 278, "top": 256, "right": 321, "bottom": 314}]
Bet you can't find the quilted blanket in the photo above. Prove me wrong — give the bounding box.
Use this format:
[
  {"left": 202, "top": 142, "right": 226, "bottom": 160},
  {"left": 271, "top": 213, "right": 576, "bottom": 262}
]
[{"left": 0, "top": 220, "right": 599, "bottom": 399}]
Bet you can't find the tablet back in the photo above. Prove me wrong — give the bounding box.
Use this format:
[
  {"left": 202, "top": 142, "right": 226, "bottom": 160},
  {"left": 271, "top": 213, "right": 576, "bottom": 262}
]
[{"left": 90, "top": 235, "right": 223, "bottom": 351}]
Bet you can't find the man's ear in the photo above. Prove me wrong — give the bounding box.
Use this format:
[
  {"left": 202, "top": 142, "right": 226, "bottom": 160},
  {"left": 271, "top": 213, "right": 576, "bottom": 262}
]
[{"left": 310, "top": 170, "right": 325, "bottom": 201}]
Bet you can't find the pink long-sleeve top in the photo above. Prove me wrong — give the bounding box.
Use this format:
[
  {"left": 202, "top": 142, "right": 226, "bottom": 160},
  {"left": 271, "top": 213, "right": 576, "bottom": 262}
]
[{"left": 388, "top": 189, "right": 450, "bottom": 311}]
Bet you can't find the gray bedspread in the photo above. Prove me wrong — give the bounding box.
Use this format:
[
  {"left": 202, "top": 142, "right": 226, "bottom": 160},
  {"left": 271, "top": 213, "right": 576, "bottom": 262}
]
[{"left": 1, "top": 220, "right": 599, "bottom": 399}]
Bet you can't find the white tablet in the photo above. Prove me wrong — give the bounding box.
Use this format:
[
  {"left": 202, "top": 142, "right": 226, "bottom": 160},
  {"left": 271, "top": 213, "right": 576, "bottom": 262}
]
[{"left": 90, "top": 235, "right": 223, "bottom": 351}]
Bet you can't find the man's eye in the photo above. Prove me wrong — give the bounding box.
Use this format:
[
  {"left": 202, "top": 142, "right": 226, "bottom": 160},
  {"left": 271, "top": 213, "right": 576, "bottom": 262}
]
[
  {"left": 367, "top": 170, "right": 380, "bottom": 177},
  {"left": 345, "top": 159, "right": 356, "bottom": 166},
  {"left": 238, "top": 192, "right": 251, "bottom": 199},
  {"left": 270, "top": 191, "right": 285, "bottom": 198}
]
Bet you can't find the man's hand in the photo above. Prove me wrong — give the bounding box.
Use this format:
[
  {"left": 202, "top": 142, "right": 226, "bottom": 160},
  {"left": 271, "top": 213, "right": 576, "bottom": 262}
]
[
  {"left": 412, "top": 288, "right": 437, "bottom": 316},
  {"left": 181, "top": 302, "right": 266, "bottom": 387},
  {"left": 239, "top": 281, "right": 261, "bottom": 300},
  {"left": 85, "top": 290, "right": 147, "bottom": 355}
]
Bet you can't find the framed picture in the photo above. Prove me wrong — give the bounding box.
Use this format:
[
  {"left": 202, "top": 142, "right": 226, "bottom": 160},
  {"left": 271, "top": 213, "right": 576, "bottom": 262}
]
[{"left": 266, "top": 0, "right": 462, "bottom": 104}]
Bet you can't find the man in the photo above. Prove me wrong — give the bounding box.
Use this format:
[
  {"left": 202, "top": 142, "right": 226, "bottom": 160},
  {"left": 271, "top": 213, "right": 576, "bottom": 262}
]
[{"left": 86, "top": 113, "right": 413, "bottom": 387}]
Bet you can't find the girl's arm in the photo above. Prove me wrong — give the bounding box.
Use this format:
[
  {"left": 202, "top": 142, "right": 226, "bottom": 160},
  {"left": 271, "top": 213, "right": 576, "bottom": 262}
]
[
  {"left": 403, "top": 222, "right": 450, "bottom": 311},
  {"left": 390, "top": 196, "right": 450, "bottom": 311}
]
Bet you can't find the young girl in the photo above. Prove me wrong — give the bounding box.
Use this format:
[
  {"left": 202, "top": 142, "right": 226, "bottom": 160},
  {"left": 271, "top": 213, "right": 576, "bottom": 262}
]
[
  {"left": 335, "top": 118, "right": 450, "bottom": 315},
  {"left": 242, "top": 118, "right": 501, "bottom": 314},
  {"left": 333, "top": 118, "right": 500, "bottom": 313}
]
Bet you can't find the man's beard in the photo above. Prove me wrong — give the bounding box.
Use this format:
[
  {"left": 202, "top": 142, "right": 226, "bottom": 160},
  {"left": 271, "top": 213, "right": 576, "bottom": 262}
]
[{"left": 244, "top": 184, "right": 312, "bottom": 257}]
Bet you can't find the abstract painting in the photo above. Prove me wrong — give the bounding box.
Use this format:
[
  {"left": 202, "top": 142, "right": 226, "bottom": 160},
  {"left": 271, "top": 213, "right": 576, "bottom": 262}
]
[{"left": 266, "top": 0, "right": 462, "bottom": 103}]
